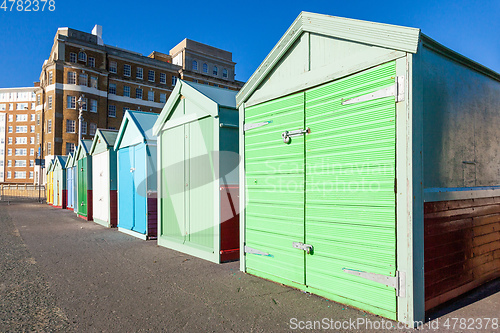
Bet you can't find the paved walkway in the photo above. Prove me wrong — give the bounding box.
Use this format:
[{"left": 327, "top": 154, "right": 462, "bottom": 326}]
[{"left": 0, "top": 202, "right": 498, "bottom": 332}]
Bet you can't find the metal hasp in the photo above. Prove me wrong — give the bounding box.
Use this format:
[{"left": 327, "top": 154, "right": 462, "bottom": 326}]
[
  {"left": 343, "top": 268, "right": 406, "bottom": 297},
  {"left": 292, "top": 242, "right": 313, "bottom": 254},
  {"left": 282, "top": 127, "right": 311, "bottom": 144},
  {"left": 245, "top": 246, "right": 273, "bottom": 257},
  {"left": 341, "top": 76, "right": 405, "bottom": 105},
  {"left": 243, "top": 121, "right": 272, "bottom": 132}
]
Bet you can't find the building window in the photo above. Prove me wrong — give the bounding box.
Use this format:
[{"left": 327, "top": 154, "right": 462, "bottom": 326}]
[
  {"left": 69, "top": 52, "right": 77, "bottom": 63},
  {"left": 16, "top": 126, "right": 28, "bottom": 133},
  {"left": 108, "top": 105, "right": 116, "bottom": 117},
  {"left": 36, "top": 133, "right": 39, "bottom": 144},
  {"left": 78, "top": 52, "right": 87, "bottom": 62},
  {"left": 8, "top": 126, "right": 12, "bottom": 133},
  {"left": 193, "top": 79, "right": 198, "bottom": 83},
  {"left": 66, "top": 142, "right": 75, "bottom": 154},
  {"left": 123, "top": 107, "right": 130, "bottom": 113},
  {"left": 29, "top": 171, "right": 33, "bottom": 179},
  {"left": 136, "top": 67, "right": 143, "bottom": 79},
  {"left": 8, "top": 149, "right": 12, "bottom": 156},
  {"left": 81, "top": 121, "right": 87, "bottom": 134},
  {"left": 66, "top": 120, "right": 76, "bottom": 133},
  {"left": 213, "top": 66, "right": 218, "bottom": 76},
  {"left": 15, "top": 160, "right": 27, "bottom": 167},
  {"left": 47, "top": 142, "right": 51, "bottom": 155},
  {"left": 160, "top": 93, "right": 166, "bottom": 103},
  {"left": 30, "top": 148, "right": 34, "bottom": 156},
  {"left": 223, "top": 68, "right": 228, "bottom": 78},
  {"left": 37, "top": 114, "right": 40, "bottom": 125},
  {"left": 8, "top": 138, "right": 12, "bottom": 144},
  {"left": 136, "top": 88, "right": 143, "bottom": 99},
  {"left": 30, "top": 114, "right": 35, "bottom": 122},
  {"left": 30, "top": 137, "right": 34, "bottom": 144},
  {"left": 124, "top": 64, "right": 131, "bottom": 77},
  {"left": 88, "top": 57, "right": 95, "bottom": 68},
  {"left": 90, "top": 99, "right": 97, "bottom": 113},
  {"left": 68, "top": 72, "right": 76, "bottom": 84},
  {"left": 48, "top": 96, "right": 52, "bottom": 109},
  {"left": 17, "top": 103, "right": 28, "bottom": 110},
  {"left": 16, "top": 114, "right": 28, "bottom": 121},
  {"left": 15, "top": 137, "right": 27, "bottom": 144},
  {"left": 148, "top": 91, "right": 154, "bottom": 102},
  {"left": 172, "top": 76, "right": 178, "bottom": 86},
  {"left": 31, "top": 125, "right": 34, "bottom": 133},
  {"left": 48, "top": 72, "right": 53, "bottom": 85},
  {"left": 8, "top": 115, "right": 13, "bottom": 122},
  {"left": 15, "top": 149, "right": 27, "bottom": 156},
  {"left": 79, "top": 74, "right": 88, "bottom": 86},
  {"left": 109, "top": 83, "right": 116, "bottom": 95},
  {"left": 47, "top": 119, "right": 52, "bottom": 133},
  {"left": 109, "top": 61, "right": 117, "bottom": 73},
  {"left": 148, "top": 70, "right": 155, "bottom": 82},
  {"left": 160, "top": 73, "right": 166, "bottom": 84},
  {"left": 0, "top": 104, "right": 5, "bottom": 111},
  {"left": 14, "top": 172, "right": 26, "bottom": 179},
  {"left": 203, "top": 63, "right": 208, "bottom": 73},
  {"left": 90, "top": 76, "right": 98, "bottom": 89},
  {"left": 123, "top": 86, "right": 130, "bottom": 97},
  {"left": 9, "top": 103, "right": 13, "bottom": 110},
  {"left": 89, "top": 123, "right": 97, "bottom": 136},
  {"left": 37, "top": 95, "right": 41, "bottom": 105},
  {"left": 192, "top": 60, "right": 198, "bottom": 71},
  {"left": 31, "top": 102, "right": 35, "bottom": 110},
  {"left": 67, "top": 96, "right": 76, "bottom": 109},
  {"left": 30, "top": 160, "right": 34, "bottom": 167}
]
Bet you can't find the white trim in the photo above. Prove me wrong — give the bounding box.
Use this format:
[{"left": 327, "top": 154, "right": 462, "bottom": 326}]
[
  {"left": 62, "top": 64, "right": 106, "bottom": 76},
  {"left": 108, "top": 94, "right": 165, "bottom": 108},
  {"left": 109, "top": 77, "right": 173, "bottom": 92},
  {"left": 108, "top": 54, "right": 180, "bottom": 71},
  {"left": 118, "top": 227, "right": 147, "bottom": 240},
  {"left": 45, "top": 83, "right": 108, "bottom": 97},
  {"left": 424, "top": 186, "right": 500, "bottom": 202}
]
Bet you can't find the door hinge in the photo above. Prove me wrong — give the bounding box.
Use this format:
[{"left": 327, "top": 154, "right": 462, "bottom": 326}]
[
  {"left": 292, "top": 242, "right": 313, "bottom": 254},
  {"left": 243, "top": 121, "right": 272, "bottom": 132},
  {"left": 244, "top": 246, "right": 274, "bottom": 257},
  {"left": 343, "top": 268, "right": 406, "bottom": 297},
  {"left": 341, "top": 76, "right": 405, "bottom": 106}
]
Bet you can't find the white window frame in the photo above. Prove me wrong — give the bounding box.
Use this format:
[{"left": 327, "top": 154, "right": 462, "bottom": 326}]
[
  {"left": 136, "top": 67, "right": 143, "bottom": 79},
  {"left": 160, "top": 93, "right": 166, "bottom": 103},
  {"left": 109, "top": 61, "right": 117, "bottom": 73},
  {"left": 66, "top": 119, "right": 76, "bottom": 133},
  {"left": 69, "top": 52, "right": 77, "bottom": 63},
  {"left": 89, "top": 123, "right": 97, "bottom": 136},
  {"left": 67, "top": 95, "right": 76, "bottom": 109},
  {"left": 160, "top": 73, "right": 166, "bottom": 84},
  {"left": 78, "top": 51, "right": 87, "bottom": 62},
  {"left": 108, "top": 105, "right": 116, "bottom": 117},
  {"left": 148, "top": 70, "right": 155, "bottom": 82},
  {"left": 88, "top": 57, "right": 95, "bottom": 68},
  {"left": 68, "top": 71, "right": 76, "bottom": 84},
  {"left": 203, "top": 63, "right": 208, "bottom": 73},
  {"left": 123, "top": 86, "right": 130, "bottom": 97},
  {"left": 109, "top": 83, "right": 117, "bottom": 95},
  {"left": 136, "top": 88, "right": 143, "bottom": 99},
  {"left": 48, "top": 96, "right": 53, "bottom": 109},
  {"left": 79, "top": 73, "right": 88, "bottom": 86},
  {"left": 81, "top": 121, "right": 87, "bottom": 135},
  {"left": 192, "top": 60, "right": 198, "bottom": 71},
  {"left": 123, "top": 64, "right": 131, "bottom": 77},
  {"left": 90, "top": 99, "right": 97, "bottom": 113},
  {"left": 148, "top": 91, "right": 154, "bottom": 102}
]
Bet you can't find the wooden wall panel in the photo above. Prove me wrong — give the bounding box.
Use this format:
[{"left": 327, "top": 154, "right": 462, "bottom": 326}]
[{"left": 424, "top": 197, "right": 500, "bottom": 311}]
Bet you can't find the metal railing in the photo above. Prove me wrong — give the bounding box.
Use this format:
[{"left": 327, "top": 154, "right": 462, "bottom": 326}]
[{"left": 0, "top": 184, "right": 46, "bottom": 202}]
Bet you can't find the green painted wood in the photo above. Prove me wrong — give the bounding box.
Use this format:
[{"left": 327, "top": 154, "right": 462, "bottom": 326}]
[
  {"left": 304, "top": 61, "right": 397, "bottom": 319},
  {"left": 77, "top": 157, "right": 88, "bottom": 216},
  {"left": 244, "top": 92, "right": 305, "bottom": 284}
]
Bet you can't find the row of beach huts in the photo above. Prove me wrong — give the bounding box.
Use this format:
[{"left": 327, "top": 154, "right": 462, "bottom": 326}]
[{"left": 42, "top": 12, "right": 500, "bottom": 327}]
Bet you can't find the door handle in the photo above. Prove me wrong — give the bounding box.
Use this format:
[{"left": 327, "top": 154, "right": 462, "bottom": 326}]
[
  {"left": 293, "top": 242, "right": 313, "bottom": 254},
  {"left": 282, "top": 128, "right": 311, "bottom": 144}
]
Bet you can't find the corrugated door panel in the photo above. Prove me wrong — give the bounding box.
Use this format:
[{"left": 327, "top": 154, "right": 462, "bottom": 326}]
[
  {"left": 161, "top": 126, "right": 185, "bottom": 241},
  {"left": 305, "top": 61, "right": 397, "bottom": 318},
  {"left": 188, "top": 117, "right": 214, "bottom": 250},
  {"left": 118, "top": 147, "right": 134, "bottom": 230},
  {"left": 78, "top": 159, "right": 87, "bottom": 216},
  {"left": 245, "top": 93, "right": 305, "bottom": 284}
]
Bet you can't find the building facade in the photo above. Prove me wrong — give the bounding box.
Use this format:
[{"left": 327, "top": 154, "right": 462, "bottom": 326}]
[
  {"left": 0, "top": 87, "right": 41, "bottom": 183},
  {"left": 29, "top": 25, "right": 244, "bottom": 185}
]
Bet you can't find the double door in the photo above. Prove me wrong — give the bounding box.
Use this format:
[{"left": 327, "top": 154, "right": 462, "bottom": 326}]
[{"left": 244, "top": 61, "right": 398, "bottom": 319}]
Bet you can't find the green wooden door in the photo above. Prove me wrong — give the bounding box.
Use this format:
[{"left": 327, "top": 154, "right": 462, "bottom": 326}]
[
  {"left": 244, "top": 93, "right": 305, "bottom": 284},
  {"left": 305, "top": 61, "right": 397, "bottom": 319},
  {"left": 78, "top": 158, "right": 88, "bottom": 216},
  {"left": 244, "top": 61, "right": 397, "bottom": 319}
]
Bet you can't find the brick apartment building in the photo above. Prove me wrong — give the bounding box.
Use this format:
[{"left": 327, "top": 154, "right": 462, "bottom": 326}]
[
  {"left": 8, "top": 24, "right": 245, "bottom": 185},
  {"left": 0, "top": 86, "right": 42, "bottom": 183}
]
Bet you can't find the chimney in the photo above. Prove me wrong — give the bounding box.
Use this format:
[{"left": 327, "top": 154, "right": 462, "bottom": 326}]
[
  {"left": 92, "top": 25, "right": 103, "bottom": 46},
  {"left": 34, "top": 82, "right": 40, "bottom": 87}
]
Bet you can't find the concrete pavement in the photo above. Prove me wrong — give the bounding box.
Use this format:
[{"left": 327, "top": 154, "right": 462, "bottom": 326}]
[{"left": 0, "top": 202, "right": 498, "bottom": 332}]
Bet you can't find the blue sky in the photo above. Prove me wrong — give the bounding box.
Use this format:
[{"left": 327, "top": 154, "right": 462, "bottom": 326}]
[{"left": 0, "top": 0, "right": 498, "bottom": 88}]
